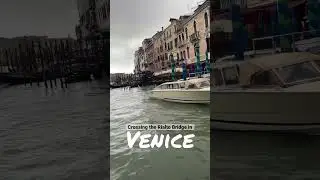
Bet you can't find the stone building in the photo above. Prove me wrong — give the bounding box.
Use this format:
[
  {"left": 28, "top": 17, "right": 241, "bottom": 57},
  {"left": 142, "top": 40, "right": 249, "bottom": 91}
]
[
  {"left": 137, "top": 47, "right": 145, "bottom": 72},
  {"left": 142, "top": 38, "right": 154, "bottom": 72},
  {"left": 152, "top": 30, "right": 165, "bottom": 72},
  {"left": 209, "top": 0, "right": 309, "bottom": 55},
  {"left": 176, "top": 15, "right": 192, "bottom": 66},
  {"left": 133, "top": 0, "right": 210, "bottom": 75},
  {"left": 179, "top": 0, "right": 210, "bottom": 72},
  {"left": 75, "top": 0, "right": 109, "bottom": 42},
  {"left": 134, "top": 50, "right": 141, "bottom": 73}
]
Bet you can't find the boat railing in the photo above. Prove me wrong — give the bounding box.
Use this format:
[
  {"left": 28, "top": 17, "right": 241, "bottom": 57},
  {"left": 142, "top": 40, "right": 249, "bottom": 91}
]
[
  {"left": 252, "top": 29, "right": 320, "bottom": 55},
  {"left": 188, "top": 71, "right": 210, "bottom": 78}
]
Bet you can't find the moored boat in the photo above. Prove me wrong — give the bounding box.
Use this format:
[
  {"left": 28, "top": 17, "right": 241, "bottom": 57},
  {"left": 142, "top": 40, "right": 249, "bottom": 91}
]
[
  {"left": 151, "top": 77, "right": 210, "bottom": 104},
  {"left": 211, "top": 51, "right": 320, "bottom": 132}
]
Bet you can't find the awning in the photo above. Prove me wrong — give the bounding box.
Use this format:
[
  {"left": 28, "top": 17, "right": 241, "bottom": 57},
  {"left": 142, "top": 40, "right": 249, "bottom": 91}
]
[{"left": 245, "top": 0, "right": 305, "bottom": 13}]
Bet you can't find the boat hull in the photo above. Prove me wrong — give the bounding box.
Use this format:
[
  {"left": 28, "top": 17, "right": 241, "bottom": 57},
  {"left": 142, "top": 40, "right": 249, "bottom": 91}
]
[
  {"left": 151, "top": 90, "right": 209, "bottom": 104},
  {"left": 211, "top": 91, "right": 320, "bottom": 132}
]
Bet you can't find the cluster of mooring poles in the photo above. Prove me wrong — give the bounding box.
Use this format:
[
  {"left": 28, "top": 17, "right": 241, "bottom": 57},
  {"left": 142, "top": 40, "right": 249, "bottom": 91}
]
[{"left": 0, "top": 37, "right": 109, "bottom": 89}]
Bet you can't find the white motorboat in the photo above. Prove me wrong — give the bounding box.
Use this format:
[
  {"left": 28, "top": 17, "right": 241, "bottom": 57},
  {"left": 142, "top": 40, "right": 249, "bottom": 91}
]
[
  {"left": 151, "top": 77, "right": 210, "bottom": 104},
  {"left": 211, "top": 51, "right": 320, "bottom": 132}
]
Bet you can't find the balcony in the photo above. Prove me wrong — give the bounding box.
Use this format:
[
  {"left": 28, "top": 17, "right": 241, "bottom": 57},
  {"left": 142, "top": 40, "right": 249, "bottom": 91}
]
[
  {"left": 190, "top": 31, "right": 200, "bottom": 43},
  {"left": 220, "top": 0, "right": 247, "bottom": 9},
  {"left": 204, "top": 27, "right": 210, "bottom": 38},
  {"left": 177, "top": 40, "right": 188, "bottom": 48}
]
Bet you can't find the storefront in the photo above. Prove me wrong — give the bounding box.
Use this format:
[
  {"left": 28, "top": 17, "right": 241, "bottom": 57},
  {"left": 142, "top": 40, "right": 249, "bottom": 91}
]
[
  {"left": 186, "top": 61, "right": 208, "bottom": 75},
  {"left": 243, "top": 0, "right": 306, "bottom": 49},
  {"left": 245, "top": 0, "right": 306, "bottom": 34}
]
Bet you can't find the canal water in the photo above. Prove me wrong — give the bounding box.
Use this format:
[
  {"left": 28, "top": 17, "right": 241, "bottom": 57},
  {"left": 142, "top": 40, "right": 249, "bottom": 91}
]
[
  {"left": 2, "top": 82, "right": 320, "bottom": 179},
  {"left": 110, "top": 86, "right": 210, "bottom": 180},
  {"left": 112, "top": 86, "right": 320, "bottom": 180},
  {"left": 0, "top": 81, "right": 108, "bottom": 179}
]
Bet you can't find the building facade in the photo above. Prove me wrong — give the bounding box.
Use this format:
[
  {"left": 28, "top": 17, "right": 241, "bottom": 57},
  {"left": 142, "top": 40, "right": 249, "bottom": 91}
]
[
  {"left": 137, "top": 47, "right": 145, "bottom": 72},
  {"left": 142, "top": 38, "right": 154, "bottom": 72},
  {"left": 133, "top": 0, "right": 210, "bottom": 75},
  {"left": 152, "top": 31, "right": 164, "bottom": 72},
  {"left": 163, "top": 18, "right": 180, "bottom": 69},
  {"left": 210, "top": 0, "right": 308, "bottom": 53},
  {"left": 134, "top": 50, "right": 141, "bottom": 73},
  {"left": 75, "top": 0, "right": 109, "bottom": 41}
]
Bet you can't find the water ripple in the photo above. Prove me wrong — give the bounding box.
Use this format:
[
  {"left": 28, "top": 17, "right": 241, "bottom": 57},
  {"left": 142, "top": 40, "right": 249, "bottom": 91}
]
[
  {"left": 110, "top": 86, "right": 210, "bottom": 180},
  {"left": 0, "top": 81, "right": 108, "bottom": 179}
]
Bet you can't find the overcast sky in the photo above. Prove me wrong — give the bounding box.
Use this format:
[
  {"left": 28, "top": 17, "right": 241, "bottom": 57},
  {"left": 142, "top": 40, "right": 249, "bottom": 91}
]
[
  {"left": 110, "top": 0, "right": 202, "bottom": 73},
  {"left": 0, "top": 0, "right": 78, "bottom": 38}
]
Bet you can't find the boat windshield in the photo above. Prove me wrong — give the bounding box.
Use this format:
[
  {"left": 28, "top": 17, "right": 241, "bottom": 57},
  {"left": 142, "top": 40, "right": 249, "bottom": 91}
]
[
  {"left": 186, "top": 79, "right": 210, "bottom": 89},
  {"left": 276, "top": 61, "right": 320, "bottom": 84},
  {"left": 197, "top": 80, "right": 210, "bottom": 88},
  {"left": 155, "top": 79, "right": 209, "bottom": 90}
]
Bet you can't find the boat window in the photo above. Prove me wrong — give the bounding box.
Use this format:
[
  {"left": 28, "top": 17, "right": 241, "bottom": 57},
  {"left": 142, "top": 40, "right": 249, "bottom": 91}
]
[
  {"left": 213, "top": 69, "right": 223, "bottom": 86},
  {"left": 172, "top": 83, "right": 179, "bottom": 89},
  {"left": 251, "top": 70, "right": 280, "bottom": 86},
  {"left": 198, "top": 80, "right": 210, "bottom": 88},
  {"left": 162, "top": 84, "right": 168, "bottom": 89},
  {"left": 187, "top": 83, "right": 197, "bottom": 89},
  {"left": 315, "top": 61, "right": 320, "bottom": 69},
  {"left": 276, "top": 61, "right": 320, "bottom": 84},
  {"left": 222, "top": 66, "right": 239, "bottom": 85}
]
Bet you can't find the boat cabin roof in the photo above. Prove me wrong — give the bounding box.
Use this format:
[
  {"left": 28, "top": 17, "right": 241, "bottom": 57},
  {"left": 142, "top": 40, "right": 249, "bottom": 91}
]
[
  {"left": 155, "top": 78, "right": 210, "bottom": 90},
  {"left": 212, "top": 52, "right": 320, "bottom": 86},
  {"left": 161, "top": 78, "right": 209, "bottom": 85}
]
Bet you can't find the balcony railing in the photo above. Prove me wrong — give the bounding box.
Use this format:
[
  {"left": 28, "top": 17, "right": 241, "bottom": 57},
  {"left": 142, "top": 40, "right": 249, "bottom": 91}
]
[
  {"left": 252, "top": 29, "right": 320, "bottom": 55},
  {"left": 190, "top": 31, "right": 200, "bottom": 43},
  {"left": 220, "top": 0, "right": 247, "bottom": 9},
  {"left": 177, "top": 40, "right": 188, "bottom": 48}
]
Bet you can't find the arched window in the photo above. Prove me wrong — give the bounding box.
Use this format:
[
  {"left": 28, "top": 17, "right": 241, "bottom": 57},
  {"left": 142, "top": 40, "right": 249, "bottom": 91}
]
[
  {"left": 204, "top": 12, "right": 208, "bottom": 28},
  {"left": 193, "top": 21, "right": 197, "bottom": 32}
]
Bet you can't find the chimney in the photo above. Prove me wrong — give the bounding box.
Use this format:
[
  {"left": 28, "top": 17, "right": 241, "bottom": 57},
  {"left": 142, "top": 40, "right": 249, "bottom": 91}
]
[{"left": 162, "top": 27, "right": 163, "bottom": 31}]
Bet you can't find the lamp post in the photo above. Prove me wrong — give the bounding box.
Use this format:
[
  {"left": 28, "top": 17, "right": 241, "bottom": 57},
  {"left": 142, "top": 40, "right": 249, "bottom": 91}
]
[
  {"left": 182, "top": 59, "right": 187, "bottom": 80},
  {"left": 205, "top": 50, "right": 210, "bottom": 73},
  {"left": 194, "top": 43, "right": 201, "bottom": 77},
  {"left": 170, "top": 53, "right": 175, "bottom": 81}
]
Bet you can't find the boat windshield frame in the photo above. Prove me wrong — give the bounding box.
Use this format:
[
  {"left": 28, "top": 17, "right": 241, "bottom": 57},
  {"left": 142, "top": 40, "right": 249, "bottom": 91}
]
[
  {"left": 155, "top": 79, "right": 210, "bottom": 90},
  {"left": 275, "top": 60, "right": 320, "bottom": 86}
]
